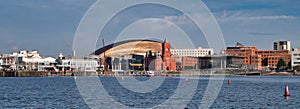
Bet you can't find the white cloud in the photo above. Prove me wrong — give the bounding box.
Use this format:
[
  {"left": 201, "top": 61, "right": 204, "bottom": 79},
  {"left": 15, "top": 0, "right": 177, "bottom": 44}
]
[
  {"left": 164, "top": 15, "right": 191, "bottom": 25},
  {"left": 218, "top": 11, "right": 296, "bottom": 23},
  {"left": 133, "top": 18, "right": 173, "bottom": 31}
]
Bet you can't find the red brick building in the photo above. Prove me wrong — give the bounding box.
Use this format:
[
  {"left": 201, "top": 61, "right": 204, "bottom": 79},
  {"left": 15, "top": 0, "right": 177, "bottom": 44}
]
[
  {"left": 145, "top": 39, "right": 176, "bottom": 71},
  {"left": 181, "top": 57, "right": 198, "bottom": 70},
  {"left": 225, "top": 42, "right": 291, "bottom": 69}
]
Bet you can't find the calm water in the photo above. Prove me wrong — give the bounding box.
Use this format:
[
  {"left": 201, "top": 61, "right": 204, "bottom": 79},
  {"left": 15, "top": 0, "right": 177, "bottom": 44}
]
[{"left": 0, "top": 76, "right": 299, "bottom": 108}]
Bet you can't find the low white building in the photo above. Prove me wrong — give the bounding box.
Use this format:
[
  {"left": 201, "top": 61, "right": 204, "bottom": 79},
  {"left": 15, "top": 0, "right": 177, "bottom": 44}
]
[
  {"left": 57, "top": 58, "right": 99, "bottom": 72},
  {"left": 17, "top": 57, "right": 57, "bottom": 71},
  {"left": 1, "top": 54, "right": 18, "bottom": 70},
  {"left": 56, "top": 54, "right": 100, "bottom": 72},
  {"left": 0, "top": 50, "right": 56, "bottom": 71},
  {"left": 171, "top": 47, "right": 214, "bottom": 57},
  {"left": 292, "top": 48, "right": 300, "bottom": 68}
]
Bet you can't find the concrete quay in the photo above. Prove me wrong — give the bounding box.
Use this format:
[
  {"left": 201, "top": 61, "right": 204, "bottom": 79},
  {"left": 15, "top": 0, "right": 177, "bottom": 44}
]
[{"left": 0, "top": 70, "right": 299, "bottom": 77}]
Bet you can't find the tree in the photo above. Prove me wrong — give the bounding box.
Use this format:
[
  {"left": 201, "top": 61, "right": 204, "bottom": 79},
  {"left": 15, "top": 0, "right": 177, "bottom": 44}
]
[{"left": 277, "top": 58, "right": 286, "bottom": 69}]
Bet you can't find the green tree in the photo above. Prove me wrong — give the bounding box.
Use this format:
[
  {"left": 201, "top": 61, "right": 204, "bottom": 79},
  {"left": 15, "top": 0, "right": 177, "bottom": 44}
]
[{"left": 277, "top": 58, "right": 286, "bottom": 69}]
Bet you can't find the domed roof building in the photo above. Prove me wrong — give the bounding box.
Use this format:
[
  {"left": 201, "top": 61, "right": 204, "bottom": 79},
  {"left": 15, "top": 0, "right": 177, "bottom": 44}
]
[
  {"left": 93, "top": 39, "right": 176, "bottom": 71},
  {"left": 94, "top": 39, "right": 163, "bottom": 57}
]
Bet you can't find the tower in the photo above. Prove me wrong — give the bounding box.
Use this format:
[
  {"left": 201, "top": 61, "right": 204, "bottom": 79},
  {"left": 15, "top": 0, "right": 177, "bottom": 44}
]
[{"left": 162, "top": 38, "right": 171, "bottom": 70}]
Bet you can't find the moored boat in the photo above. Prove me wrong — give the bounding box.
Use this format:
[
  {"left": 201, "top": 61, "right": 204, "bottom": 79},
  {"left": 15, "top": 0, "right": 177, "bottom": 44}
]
[{"left": 147, "top": 71, "right": 155, "bottom": 77}]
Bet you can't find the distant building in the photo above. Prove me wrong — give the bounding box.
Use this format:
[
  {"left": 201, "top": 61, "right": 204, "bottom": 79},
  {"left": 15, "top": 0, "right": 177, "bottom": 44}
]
[
  {"left": 93, "top": 39, "right": 177, "bottom": 71},
  {"left": 109, "top": 55, "right": 131, "bottom": 71},
  {"left": 171, "top": 47, "right": 213, "bottom": 57},
  {"left": 0, "top": 58, "right": 2, "bottom": 69},
  {"left": 56, "top": 54, "right": 100, "bottom": 72},
  {"left": 225, "top": 42, "right": 261, "bottom": 69},
  {"left": 174, "top": 57, "right": 199, "bottom": 70},
  {"left": 1, "top": 54, "right": 18, "bottom": 70},
  {"left": 109, "top": 54, "right": 144, "bottom": 71},
  {"left": 161, "top": 40, "right": 176, "bottom": 71},
  {"left": 292, "top": 48, "right": 300, "bottom": 68},
  {"left": 274, "top": 40, "right": 291, "bottom": 51},
  {"left": 145, "top": 39, "right": 176, "bottom": 71},
  {"left": 56, "top": 58, "right": 99, "bottom": 72},
  {"left": 198, "top": 55, "right": 243, "bottom": 69},
  {"left": 225, "top": 42, "right": 291, "bottom": 69},
  {"left": 17, "top": 57, "right": 57, "bottom": 71},
  {"left": 182, "top": 57, "right": 198, "bottom": 70},
  {"left": 0, "top": 50, "right": 56, "bottom": 71},
  {"left": 256, "top": 50, "right": 290, "bottom": 68}
]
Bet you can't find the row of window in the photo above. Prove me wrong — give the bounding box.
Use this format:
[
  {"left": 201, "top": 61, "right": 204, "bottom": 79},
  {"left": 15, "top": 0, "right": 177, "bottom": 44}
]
[
  {"left": 172, "top": 50, "right": 211, "bottom": 52},
  {"left": 172, "top": 52, "right": 211, "bottom": 54},
  {"left": 174, "top": 53, "right": 209, "bottom": 56},
  {"left": 293, "top": 54, "right": 300, "bottom": 56},
  {"left": 171, "top": 50, "right": 212, "bottom": 52},
  {"left": 294, "top": 62, "right": 300, "bottom": 64}
]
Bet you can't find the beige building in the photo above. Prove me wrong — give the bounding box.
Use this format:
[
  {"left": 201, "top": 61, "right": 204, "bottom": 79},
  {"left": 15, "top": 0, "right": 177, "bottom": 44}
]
[
  {"left": 171, "top": 47, "right": 213, "bottom": 57},
  {"left": 292, "top": 48, "right": 300, "bottom": 69}
]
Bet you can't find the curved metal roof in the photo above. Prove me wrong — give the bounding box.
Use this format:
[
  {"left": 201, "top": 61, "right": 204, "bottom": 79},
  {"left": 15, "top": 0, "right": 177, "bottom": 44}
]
[{"left": 93, "top": 39, "right": 163, "bottom": 57}]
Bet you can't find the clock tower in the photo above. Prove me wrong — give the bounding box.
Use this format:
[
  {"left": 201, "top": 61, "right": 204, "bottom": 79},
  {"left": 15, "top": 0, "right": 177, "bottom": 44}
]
[{"left": 162, "top": 38, "right": 172, "bottom": 70}]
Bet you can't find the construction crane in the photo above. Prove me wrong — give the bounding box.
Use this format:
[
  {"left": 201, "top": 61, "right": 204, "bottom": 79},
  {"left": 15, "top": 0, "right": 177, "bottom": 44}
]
[{"left": 102, "top": 39, "right": 107, "bottom": 74}]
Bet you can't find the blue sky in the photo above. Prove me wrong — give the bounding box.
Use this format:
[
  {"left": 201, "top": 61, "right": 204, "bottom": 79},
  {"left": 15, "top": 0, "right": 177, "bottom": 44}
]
[{"left": 0, "top": 0, "right": 299, "bottom": 56}]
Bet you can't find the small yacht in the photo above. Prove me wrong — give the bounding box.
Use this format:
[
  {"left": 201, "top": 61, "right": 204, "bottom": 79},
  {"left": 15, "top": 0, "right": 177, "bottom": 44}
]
[{"left": 147, "top": 71, "right": 155, "bottom": 77}]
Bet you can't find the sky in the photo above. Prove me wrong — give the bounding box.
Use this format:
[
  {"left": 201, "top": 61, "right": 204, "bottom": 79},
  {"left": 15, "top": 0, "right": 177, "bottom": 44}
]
[{"left": 0, "top": 0, "right": 299, "bottom": 57}]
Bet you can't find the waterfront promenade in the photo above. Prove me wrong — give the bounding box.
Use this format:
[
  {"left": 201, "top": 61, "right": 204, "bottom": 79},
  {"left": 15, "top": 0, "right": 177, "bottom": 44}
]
[{"left": 1, "top": 70, "right": 299, "bottom": 77}]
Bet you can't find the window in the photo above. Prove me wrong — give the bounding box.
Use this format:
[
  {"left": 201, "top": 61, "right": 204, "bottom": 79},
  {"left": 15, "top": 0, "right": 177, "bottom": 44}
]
[{"left": 294, "top": 62, "right": 300, "bottom": 64}]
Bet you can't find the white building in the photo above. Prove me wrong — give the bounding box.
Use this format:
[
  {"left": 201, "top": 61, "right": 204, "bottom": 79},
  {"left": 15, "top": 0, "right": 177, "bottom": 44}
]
[
  {"left": 0, "top": 50, "right": 56, "bottom": 71},
  {"left": 57, "top": 59, "right": 99, "bottom": 72},
  {"left": 1, "top": 54, "right": 18, "bottom": 70},
  {"left": 17, "top": 57, "right": 57, "bottom": 71},
  {"left": 56, "top": 54, "right": 100, "bottom": 72},
  {"left": 292, "top": 48, "right": 300, "bottom": 68},
  {"left": 274, "top": 40, "right": 291, "bottom": 51},
  {"left": 171, "top": 47, "right": 214, "bottom": 57},
  {"left": 0, "top": 57, "right": 2, "bottom": 69}
]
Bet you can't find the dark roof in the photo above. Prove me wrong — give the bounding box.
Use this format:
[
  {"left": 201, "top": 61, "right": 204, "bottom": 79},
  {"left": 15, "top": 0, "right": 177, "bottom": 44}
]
[{"left": 236, "top": 42, "right": 244, "bottom": 47}]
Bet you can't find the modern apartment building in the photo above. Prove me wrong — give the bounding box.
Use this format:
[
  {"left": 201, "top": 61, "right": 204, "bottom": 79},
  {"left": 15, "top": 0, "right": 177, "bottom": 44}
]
[
  {"left": 292, "top": 48, "right": 300, "bottom": 68},
  {"left": 171, "top": 47, "right": 213, "bottom": 57},
  {"left": 274, "top": 40, "right": 291, "bottom": 51}
]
